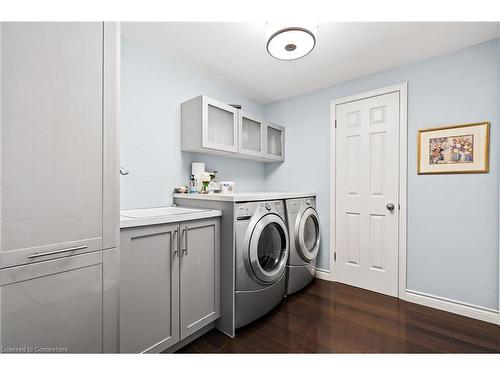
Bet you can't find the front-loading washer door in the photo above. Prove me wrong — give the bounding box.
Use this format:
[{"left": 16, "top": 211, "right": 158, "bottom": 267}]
[
  {"left": 296, "top": 207, "right": 320, "bottom": 261},
  {"left": 248, "top": 214, "right": 289, "bottom": 284}
]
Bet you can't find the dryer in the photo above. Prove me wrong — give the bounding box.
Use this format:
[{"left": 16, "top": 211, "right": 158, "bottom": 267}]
[
  {"left": 234, "top": 200, "right": 289, "bottom": 329},
  {"left": 285, "top": 197, "right": 320, "bottom": 295}
]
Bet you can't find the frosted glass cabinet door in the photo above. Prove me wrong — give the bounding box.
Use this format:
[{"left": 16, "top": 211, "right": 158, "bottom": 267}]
[
  {"left": 1, "top": 23, "right": 104, "bottom": 267},
  {"left": 0, "top": 252, "right": 103, "bottom": 353},
  {"left": 202, "top": 97, "right": 238, "bottom": 153},
  {"left": 239, "top": 111, "right": 265, "bottom": 158},
  {"left": 266, "top": 122, "right": 285, "bottom": 161}
]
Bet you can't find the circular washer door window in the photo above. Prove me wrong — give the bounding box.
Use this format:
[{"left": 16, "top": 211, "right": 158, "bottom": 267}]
[{"left": 248, "top": 214, "right": 289, "bottom": 283}]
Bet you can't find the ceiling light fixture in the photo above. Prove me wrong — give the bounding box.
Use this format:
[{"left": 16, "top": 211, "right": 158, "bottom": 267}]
[{"left": 266, "top": 22, "right": 317, "bottom": 61}]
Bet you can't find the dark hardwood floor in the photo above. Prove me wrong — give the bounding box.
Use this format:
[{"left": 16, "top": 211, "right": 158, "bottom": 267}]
[{"left": 177, "top": 279, "right": 500, "bottom": 353}]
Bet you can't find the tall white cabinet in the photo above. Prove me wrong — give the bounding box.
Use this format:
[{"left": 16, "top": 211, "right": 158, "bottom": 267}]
[{"left": 0, "top": 22, "right": 119, "bottom": 353}]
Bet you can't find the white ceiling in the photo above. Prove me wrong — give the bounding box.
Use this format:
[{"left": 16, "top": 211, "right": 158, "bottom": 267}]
[{"left": 122, "top": 22, "right": 499, "bottom": 104}]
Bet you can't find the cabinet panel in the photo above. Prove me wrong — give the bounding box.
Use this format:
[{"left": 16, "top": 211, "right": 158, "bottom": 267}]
[
  {"left": 102, "top": 247, "right": 119, "bottom": 353},
  {"left": 102, "top": 23, "right": 120, "bottom": 250},
  {"left": 181, "top": 95, "right": 285, "bottom": 162},
  {"left": 239, "top": 111, "right": 265, "bottom": 157},
  {"left": 120, "top": 224, "right": 179, "bottom": 353},
  {"left": 202, "top": 97, "right": 238, "bottom": 153},
  {"left": 266, "top": 122, "right": 285, "bottom": 161},
  {"left": 1, "top": 22, "right": 104, "bottom": 263},
  {"left": 207, "top": 105, "right": 235, "bottom": 146},
  {"left": 179, "top": 218, "right": 220, "bottom": 340},
  {"left": 0, "top": 251, "right": 103, "bottom": 353}
]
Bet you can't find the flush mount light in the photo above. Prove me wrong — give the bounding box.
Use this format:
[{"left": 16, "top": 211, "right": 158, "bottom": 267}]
[{"left": 266, "top": 23, "right": 317, "bottom": 61}]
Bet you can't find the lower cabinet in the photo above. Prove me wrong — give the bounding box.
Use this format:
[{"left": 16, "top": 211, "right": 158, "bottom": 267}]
[
  {"left": 0, "top": 251, "right": 104, "bottom": 353},
  {"left": 119, "top": 217, "right": 221, "bottom": 353}
]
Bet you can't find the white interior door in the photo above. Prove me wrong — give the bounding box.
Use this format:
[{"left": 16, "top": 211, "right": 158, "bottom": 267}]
[{"left": 335, "top": 92, "right": 400, "bottom": 297}]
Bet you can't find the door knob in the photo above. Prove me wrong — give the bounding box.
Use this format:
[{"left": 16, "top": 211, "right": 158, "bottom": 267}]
[{"left": 386, "top": 203, "right": 395, "bottom": 211}]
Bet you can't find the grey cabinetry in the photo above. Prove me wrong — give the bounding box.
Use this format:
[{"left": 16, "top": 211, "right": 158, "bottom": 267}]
[
  {"left": 181, "top": 95, "right": 239, "bottom": 154},
  {"left": 238, "top": 111, "right": 265, "bottom": 158},
  {"left": 179, "top": 219, "right": 221, "bottom": 339},
  {"left": 181, "top": 95, "right": 285, "bottom": 162},
  {"left": 120, "top": 218, "right": 220, "bottom": 353},
  {"left": 119, "top": 223, "right": 180, "bottom": 353},
  {"left": 265, "top": 121, "right": 285, "bottom": 161},
  {"left": 0, "top": 23, "right": 119, "bottom": 352}
]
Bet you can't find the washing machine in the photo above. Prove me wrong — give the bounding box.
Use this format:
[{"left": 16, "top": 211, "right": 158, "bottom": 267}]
[
  {"left": 285, "top": 197, "right": 320, "bottom": 295},
  {"left": 234, "top": 200, "right": 289, "bottom": 329}
]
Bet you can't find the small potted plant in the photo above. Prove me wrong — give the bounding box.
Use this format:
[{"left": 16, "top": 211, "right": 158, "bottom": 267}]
[{"left": 200, "top": 172, "right": 212, "bottom": 194}]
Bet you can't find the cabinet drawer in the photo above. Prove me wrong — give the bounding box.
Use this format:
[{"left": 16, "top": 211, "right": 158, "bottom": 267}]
[
  {"left": 0, "top": 237, "right": 102, "bottom": 269},
  {"left": 1, "top": 251, "right": 103, "bottom": 353}
]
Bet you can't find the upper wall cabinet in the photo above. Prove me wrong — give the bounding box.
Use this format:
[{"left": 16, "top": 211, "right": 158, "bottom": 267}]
[
  {"left": 182, "top": 96, "right": 238, "bottom": 154},
  {"left": 265, "top": 122, "right": 285, "bottom": 162},
  {"left": 181, "top": 95, "right": 285, "bottom": 162},
  {"left": 239, "top": 111, "right": 265, "bottom": 158}
]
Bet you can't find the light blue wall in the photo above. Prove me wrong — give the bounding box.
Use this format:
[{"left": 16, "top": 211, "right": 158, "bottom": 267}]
[
  {"left": 264, "top": 39, "right": 499, "bottom": 310},
  {"left": 121, "top": 37, "right": 267, "bottom": 209},
  {"left": 122, "top": 35, "right": 499, "bottom": 310}
]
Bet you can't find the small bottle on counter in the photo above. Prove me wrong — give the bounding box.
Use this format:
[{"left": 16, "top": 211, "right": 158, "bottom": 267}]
[
  {"left": 189, "top": 174, "right": 197, "bottom": 193},
  {"left": 209, "top": 171, "right": 220, "bottom": 194},
  {"left": 207, "top": 171, "right": 216, "bottom": 194}
]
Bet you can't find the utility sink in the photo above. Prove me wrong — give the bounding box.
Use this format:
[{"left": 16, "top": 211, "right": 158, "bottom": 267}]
[
  {"left": 120, "top": 206, "right": 209, "bottom": 219},
  {"left": 120, "top": 206, "right": 221, "bottom": 229}
]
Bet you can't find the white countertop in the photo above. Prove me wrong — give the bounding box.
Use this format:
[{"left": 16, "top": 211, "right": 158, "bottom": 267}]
[
  {"left": 173, "top": 191, "right": 317, "bottom": 202},
  {"left": 120, "top": 206, "right": 222, "bottom": 229}
]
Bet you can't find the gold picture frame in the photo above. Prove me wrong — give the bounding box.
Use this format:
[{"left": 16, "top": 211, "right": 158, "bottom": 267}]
[{"left": 417, "top": 122, "right": 490, "bottom": 174}]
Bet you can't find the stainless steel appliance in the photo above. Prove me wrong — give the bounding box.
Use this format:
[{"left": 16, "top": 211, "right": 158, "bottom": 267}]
[
  {"left": 285, "top": 197, "right": 320, "bottom": 295},
  {"left": 234, "top": 200, "right": 289, "bottom": 328}
]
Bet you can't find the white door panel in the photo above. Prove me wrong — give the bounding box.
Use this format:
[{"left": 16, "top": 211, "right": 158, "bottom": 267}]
[{"left": 335, "top": 92, "right": 399, "bottom": 297}]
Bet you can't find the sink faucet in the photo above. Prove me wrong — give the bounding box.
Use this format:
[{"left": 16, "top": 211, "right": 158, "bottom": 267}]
[{"left": 120, "top": 167, "right": 130, "bottom": 176}]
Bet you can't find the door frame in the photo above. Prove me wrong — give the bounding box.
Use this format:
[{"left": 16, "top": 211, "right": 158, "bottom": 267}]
[{"left": 329, "top": 82, "right": 408, "bottom": 299}]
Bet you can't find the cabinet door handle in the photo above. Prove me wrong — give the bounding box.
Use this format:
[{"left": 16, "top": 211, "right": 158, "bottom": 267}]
[
  {"left": 28, "top": 245, "right": 88, "bottom": 259},
  {"left": 182, "top": 226, "right": 188, "bottom": 255},
  {"left": 172, "top": 229, "right": 179, "bottom": 257}
]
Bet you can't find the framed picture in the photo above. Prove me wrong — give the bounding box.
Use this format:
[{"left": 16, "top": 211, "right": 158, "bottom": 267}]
[{"left": 417, "top": 122, "right": 490, "bottom": 174}]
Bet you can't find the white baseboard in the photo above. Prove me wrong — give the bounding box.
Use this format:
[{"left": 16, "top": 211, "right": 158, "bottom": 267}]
[
  {"left": 405, "top": 289, "right": 500, "bottom": 325},
  {"left": 312, "top": 269, "right": 499, "bottom": 326},
  {"left": 315, "top": 268, "right": 331, "bottom": 281}
]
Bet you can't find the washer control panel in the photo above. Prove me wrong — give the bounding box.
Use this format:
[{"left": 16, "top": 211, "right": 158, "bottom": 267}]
[
  {"left": 258, "top": 200, "right": 284, "bottom": 215},
  {"left": 236, "top": 206, "right": 249, "bottom": 216},
  {"left": 236, "top": 200, "right": 286, "bottom": 220}
]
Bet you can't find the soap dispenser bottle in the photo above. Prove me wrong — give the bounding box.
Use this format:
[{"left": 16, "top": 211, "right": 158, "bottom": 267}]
[{"left": 189, "top": 174, "right": 197, "bottom": 194}]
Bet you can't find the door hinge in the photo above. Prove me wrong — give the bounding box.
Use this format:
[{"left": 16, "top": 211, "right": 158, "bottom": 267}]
[
  {"left": 334, "top": 120, "right": 337, "bottom": 129},
  {"left": 334, "top": 252, "right": 337, "bottom": 262}
]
